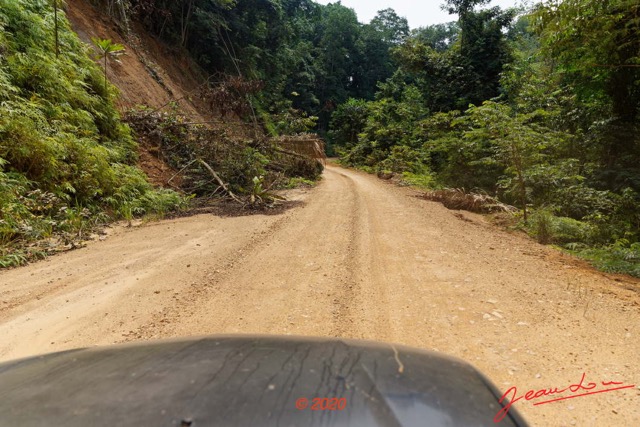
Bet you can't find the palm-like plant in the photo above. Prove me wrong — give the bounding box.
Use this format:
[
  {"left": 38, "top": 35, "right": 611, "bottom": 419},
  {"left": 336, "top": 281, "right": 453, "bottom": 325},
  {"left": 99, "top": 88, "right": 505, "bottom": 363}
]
[{"left": 91, "top": 37, "right": 125, "bottom": 96}]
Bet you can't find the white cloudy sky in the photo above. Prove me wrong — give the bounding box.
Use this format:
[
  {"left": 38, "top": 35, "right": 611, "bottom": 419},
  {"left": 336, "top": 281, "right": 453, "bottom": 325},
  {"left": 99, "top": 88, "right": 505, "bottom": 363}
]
[{"left": 314, "top": 0, "right": 530, "bottom": 29}]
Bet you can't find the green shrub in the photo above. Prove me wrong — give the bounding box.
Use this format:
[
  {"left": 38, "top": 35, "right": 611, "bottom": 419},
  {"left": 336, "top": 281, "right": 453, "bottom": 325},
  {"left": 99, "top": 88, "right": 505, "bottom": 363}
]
[
  {"left": 285, "top": 177, "right": 317, "bottom": 188},
  {"left": 530, "top": 210, "right": 594, "bottom": 245},
  {"left": 401, "top": 172, "right": 437, "bottom": 189},
  {"left": 282, "top": 158, "right": 324, "bottom": 182},
  {"left": 531, "top": 209, "right": 554, "bottom": 244},
  {"left": 377, "top": 146, "right": 430, "bottom": 174},
  {"left": 552, "top": 183, "right": 618, "bottom": 221},
  {"left": 553, "top": 216, "right": 594, "bottom": 244}
]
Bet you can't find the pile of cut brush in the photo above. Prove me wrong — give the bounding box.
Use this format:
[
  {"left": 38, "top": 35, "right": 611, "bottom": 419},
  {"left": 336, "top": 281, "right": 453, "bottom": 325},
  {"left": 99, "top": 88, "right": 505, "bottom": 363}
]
[
  {"left": 272, "top": 134, "right": 327, "bottom": 164},
  {"left": 420, "top": 188, "right": 517, "bottom": 214},
  {"left": 125, "top": 108, "right": 324, "bottom": 209}
]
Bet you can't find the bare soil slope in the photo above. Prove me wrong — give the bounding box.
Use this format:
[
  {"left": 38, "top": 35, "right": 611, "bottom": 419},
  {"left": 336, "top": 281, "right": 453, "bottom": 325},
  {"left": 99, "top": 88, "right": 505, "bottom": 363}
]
[
  {"left": 1, "top": 165, "right": 638, "bottom": 426},
  {"left": 66, "top": 0, "right": 208, "bottom": 120}
]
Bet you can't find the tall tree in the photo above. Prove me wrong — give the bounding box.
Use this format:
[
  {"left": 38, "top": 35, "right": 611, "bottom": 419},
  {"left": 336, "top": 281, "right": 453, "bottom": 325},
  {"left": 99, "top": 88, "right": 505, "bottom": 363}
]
[
  {"left": 412, "top": 22, "right": 459, "bottom": 52},
  {"left": 351, "top": 9, "right": 407, "bottom": 100},
  {"left": 535, "top": 0, "right": 640, "bottom": 168},
  {"left": 314, "top": 2, "right": 361, "bottom": 127},
  {"left": 443, "top": 0, "right": 490, "bottom": 15},
  {"left": 369, "top": 8, "right": 409, "bottom": 45},
  {"left": 180, "top": 0, "right": 195, "bottom": 47},
  {"left": 436, "top": 0, "right": 515, "bottom": 108}
]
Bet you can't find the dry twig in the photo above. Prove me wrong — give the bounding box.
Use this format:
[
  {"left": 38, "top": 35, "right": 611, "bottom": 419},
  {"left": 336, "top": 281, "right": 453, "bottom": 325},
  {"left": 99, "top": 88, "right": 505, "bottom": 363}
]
[{"left": 198, "top": 159, "right": 244, "bottom": 205}]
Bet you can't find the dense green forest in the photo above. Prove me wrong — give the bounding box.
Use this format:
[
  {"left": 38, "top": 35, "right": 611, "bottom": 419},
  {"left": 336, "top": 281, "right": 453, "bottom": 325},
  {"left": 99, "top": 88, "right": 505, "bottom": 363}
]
[
  {"left": 123, "top": 0, "right": 411, "bottom": 131},
  {"left": 1, "top": 0, "right": 639, "bottom": 275},
  {"left": 124, "top": 0, "right": 639, "bottom": 275}
]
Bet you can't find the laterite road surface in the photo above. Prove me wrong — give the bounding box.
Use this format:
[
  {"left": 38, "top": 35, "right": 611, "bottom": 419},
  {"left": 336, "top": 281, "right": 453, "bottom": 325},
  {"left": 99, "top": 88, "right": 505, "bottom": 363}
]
[{"left": 1, "top": 165, "right": 638, "bottom": 426}]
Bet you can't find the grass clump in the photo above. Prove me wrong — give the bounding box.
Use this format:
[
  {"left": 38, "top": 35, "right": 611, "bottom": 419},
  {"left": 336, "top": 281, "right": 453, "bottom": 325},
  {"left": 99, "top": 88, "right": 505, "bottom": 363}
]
[
  {"left": 285, "top": 177, "right": 317, "bottom": 188},
  {"left": 573, "top": 241, "right": 640, "bottom": 278}
]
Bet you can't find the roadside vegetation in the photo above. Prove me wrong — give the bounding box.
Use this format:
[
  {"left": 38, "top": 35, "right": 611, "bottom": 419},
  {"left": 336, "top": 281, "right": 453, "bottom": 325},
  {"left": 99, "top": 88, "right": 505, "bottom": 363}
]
[{"left": 0, "top": 0, "right": 186, "bottom": 267}]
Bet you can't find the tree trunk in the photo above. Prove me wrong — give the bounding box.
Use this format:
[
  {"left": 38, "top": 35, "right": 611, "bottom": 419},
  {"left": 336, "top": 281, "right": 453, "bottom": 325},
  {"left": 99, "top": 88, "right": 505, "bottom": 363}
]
[
  {"left": 53, "top": 0, "right": 59, "bottom": 57},
  {"left": 104, "top": 55, "right": 108, "bottom": 95},
  {"left": 181, "top": 0, "right": 194, "bottom": 47},
  {"left": 511, "top": 142, "right": 527, "bottom": 224},
  {"left": 117, "top": 0, "right": 130, "bottom": 36}
]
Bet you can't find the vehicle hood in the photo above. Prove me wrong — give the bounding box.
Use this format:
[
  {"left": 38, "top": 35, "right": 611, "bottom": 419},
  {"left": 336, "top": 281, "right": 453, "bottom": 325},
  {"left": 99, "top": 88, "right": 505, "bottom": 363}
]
[{"left": 0, "top": 335, "right": 528, "bottom": 426}]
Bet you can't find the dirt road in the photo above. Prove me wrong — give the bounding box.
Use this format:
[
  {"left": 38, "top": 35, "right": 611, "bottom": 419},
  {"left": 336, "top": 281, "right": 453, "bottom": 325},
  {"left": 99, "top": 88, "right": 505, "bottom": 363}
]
[{"left": 1, "top": 165, "right": 638, "bottom": 425}]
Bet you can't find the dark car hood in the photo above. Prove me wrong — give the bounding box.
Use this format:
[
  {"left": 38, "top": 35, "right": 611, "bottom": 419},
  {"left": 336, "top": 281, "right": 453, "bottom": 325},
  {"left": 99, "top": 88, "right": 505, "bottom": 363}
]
[{"left": 0, "top": 335, "right": 527, "bottom": 426}]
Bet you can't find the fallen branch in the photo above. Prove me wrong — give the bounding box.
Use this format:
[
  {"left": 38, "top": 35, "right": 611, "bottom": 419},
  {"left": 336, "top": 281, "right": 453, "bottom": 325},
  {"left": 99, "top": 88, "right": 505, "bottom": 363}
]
[
  {"left": 275, "top": 147, "right": 309, "bottom": 160},
  {"left": 275, "top": 147, "right": 326, "bottom": 166},
  {"left": 421, "top": 188, "right": 517, "bottom": 214},
  {"left": 167, "top": 159, "right": 196, "bottom": 187},
  {"left": 198, "top": 159, "right": 244, "bottom": 205}
]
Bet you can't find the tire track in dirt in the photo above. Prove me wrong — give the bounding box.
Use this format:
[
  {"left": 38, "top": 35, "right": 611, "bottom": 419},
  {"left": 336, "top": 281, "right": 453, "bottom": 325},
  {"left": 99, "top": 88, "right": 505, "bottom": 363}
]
[
  {"left": 123, "top": 211, "right": 296, "bottom": 341},
  {"left": 329, "top": 171, "right": 362, "bottom": 337},
  {"left": 329, "top": 170, "right": 395, "bottom": 340},
  {"left": 0, "top": 212, "right": 289, "bottom": 361},
  {"left": 146, "top": 167, "right": 368, "bottom": 340},
  {"left": 0, "top": 281, "right": 69, "bottom": 317}
]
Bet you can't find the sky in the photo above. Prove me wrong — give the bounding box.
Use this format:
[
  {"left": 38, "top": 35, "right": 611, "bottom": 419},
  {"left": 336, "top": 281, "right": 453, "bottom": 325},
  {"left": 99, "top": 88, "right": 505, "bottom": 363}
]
[{"left": 314, "top": 0, "right": 526, "bottom": 29}]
